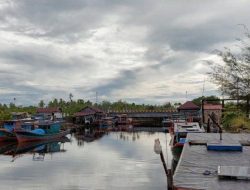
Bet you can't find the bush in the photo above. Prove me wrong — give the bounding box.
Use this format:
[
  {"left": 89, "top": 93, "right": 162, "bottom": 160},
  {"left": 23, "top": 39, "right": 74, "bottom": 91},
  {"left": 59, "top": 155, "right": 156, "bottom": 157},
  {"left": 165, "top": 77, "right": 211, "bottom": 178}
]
[
  {"left": 0, "top": 110, "right": 11, "bottom": 121},
  {"left": 223, "top": 112, "right": 250, "bottom": 132}
]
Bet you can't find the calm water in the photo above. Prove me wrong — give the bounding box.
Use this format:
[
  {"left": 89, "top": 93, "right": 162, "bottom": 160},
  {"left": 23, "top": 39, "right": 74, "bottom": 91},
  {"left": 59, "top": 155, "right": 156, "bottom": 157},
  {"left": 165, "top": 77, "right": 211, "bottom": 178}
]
[{"left": 0, "top": 132, "right": 172, "bottom": 190}]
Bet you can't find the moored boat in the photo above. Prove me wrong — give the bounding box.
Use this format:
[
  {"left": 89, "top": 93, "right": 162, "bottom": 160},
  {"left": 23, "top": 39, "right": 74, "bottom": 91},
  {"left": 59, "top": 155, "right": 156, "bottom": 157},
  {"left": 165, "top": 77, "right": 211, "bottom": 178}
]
[
  {"left": 15, "top": 121, "right": 70, "bottom": 143},
  {"left": 0, "top": 120, "right": 23, "bottom": 141},
  {"left": 170, "top": 121, "right": 205, "bottom": 161},
  {"left": 0, "top": 129, "right": 17, "bottom": 142}
]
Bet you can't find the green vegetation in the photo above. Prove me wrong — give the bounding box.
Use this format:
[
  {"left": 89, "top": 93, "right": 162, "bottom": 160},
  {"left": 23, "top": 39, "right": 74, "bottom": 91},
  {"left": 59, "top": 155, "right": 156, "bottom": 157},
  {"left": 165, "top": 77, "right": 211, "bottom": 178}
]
[
  {"left": 223, "top": 112, "right": 250, "bottom": 132},
  {"left": 0, "top": 103, "right": 36, "bottom": 120},
  {"left": 192, "top": 95, "right": 220, "bottom": 106},
  {"left": 0, "top": 96, "right": 177, "bottom": 120},
  {"left": 208, "top": 27, "right": 250, "bottom": 132},
  {"left": 47, "top": 98, "right": 176, "bottom": 116},
  {"left": 208, "top": 27, "right": 250, "bottom": 109}
]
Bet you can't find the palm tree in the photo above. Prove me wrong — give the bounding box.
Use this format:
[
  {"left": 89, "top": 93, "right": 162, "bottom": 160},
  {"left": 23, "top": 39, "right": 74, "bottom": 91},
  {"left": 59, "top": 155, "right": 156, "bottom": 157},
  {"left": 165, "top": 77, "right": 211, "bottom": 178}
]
[{"left": 69, "top": 93, "right": 73, "bottom": 102}]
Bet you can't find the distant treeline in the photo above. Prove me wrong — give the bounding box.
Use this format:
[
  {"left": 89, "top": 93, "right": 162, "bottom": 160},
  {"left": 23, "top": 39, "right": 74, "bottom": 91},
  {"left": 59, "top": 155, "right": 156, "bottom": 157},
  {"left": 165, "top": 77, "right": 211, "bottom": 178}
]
[{"left": 0, "top": 98, "right": 181, "bottom": 120}]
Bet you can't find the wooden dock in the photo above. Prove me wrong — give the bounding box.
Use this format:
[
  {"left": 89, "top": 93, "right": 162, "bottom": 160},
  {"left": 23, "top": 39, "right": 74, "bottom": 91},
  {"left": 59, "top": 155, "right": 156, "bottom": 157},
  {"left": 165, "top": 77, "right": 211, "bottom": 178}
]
[{"left": 173, "top": 133, "right": 250, "bottom": 190}]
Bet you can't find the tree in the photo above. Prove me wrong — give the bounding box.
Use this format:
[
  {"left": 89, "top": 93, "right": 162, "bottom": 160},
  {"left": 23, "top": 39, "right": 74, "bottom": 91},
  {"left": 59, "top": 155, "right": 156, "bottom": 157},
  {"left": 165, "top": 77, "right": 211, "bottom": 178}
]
[
  {"left": 192, "top": 96, "right": 220, "bottom": 106},
  {"left": 208, "top": 26, "right": 250, "bottom": 116},
  {"left": 38, "top": 100, "right": 45, "bottom": 108},
  {"left": 69, "top": 93, "right": 73, "bottom": 102},
  {"left": 208, "top": 27, "right": 250, "bottom": 100}
]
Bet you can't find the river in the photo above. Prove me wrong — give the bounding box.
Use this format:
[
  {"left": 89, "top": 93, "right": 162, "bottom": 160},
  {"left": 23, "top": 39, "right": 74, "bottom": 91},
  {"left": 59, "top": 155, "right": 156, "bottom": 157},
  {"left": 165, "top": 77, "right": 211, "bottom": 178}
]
[{"left": 0, "top": 132, "right": 172, "bottom": 190}]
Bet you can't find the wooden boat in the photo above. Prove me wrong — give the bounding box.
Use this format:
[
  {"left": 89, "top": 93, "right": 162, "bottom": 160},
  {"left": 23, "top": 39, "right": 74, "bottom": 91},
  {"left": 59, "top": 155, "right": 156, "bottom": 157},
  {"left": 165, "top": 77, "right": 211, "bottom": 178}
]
[
  {"left": 0, "top": 141, "right": 17, "bottom": 154},
  {"left": 15, "top": 137, "right": 70, "bottom": 154},
  {"left": 15, "top": 121, "right": 70, "bottom": 143},
  {"left": 170, "top": 121, "right": 204, "bottom": 161},
  {"left": 0, "top": 120, "right": 24, "bottom": 141},
  {"left": 0, "top": 129, "right": 17, "bottom": 142}
]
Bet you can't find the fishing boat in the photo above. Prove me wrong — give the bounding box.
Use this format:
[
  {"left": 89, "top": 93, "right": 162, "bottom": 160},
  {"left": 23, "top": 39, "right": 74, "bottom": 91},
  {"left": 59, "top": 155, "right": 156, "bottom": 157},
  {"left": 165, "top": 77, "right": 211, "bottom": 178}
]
[
  {"left": 0, "top": 141, "right": 17, "bottom": 154},
  {"left": 170, "top": 121, "right": 205, "bottom": 161},
  {"left": 15, "top": 121, "right": 70, "bottom": 143},
  {"left": 0, "top": 120, "right": 23, "bottom": 141}
]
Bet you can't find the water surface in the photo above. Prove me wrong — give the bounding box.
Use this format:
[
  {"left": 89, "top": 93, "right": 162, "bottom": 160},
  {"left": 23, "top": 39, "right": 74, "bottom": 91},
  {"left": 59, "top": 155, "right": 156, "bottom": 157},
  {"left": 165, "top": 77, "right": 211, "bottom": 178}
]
[{"left": 0, "top": 132, "right": 172, "bottom": 190}]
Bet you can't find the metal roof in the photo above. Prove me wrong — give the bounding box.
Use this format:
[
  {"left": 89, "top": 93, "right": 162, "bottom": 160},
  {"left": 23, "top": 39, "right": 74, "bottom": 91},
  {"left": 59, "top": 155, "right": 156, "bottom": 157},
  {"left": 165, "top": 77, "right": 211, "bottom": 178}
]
[
  {"left": 178, "top": 101, "right": 200, "bottom": 110},
  {"left": 75, "top": 106, "right": 104, "bottom": 117}
]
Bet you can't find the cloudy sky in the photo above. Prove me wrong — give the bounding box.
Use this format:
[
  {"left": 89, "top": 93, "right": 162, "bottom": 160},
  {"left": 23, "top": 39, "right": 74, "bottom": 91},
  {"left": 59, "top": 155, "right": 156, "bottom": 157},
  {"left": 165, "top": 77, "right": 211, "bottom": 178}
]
[{"left": 0, "top": 0, "right": 249, "bottom": 105}]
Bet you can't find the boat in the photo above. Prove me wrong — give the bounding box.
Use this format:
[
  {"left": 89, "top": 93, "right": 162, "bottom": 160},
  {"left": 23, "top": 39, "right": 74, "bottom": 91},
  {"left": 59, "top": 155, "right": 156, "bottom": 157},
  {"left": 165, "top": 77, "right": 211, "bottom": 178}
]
[
  {"left": 0, "top": 141, "right": 17, "bottom": 154},
  {"left": 15, "top": 121, "right": 70, "bottom": 143},
  {"left": 170, "top": 121, "right": 205, "bottom": 161},
  {"left": 4, "top": 137, "right": 70, "bottom": 162},
  {"left": 0, "top": 129, "right": 17, "bottom": 142},
  {"left": 0, "top": 120, "right": 23, "bottom": 141}
]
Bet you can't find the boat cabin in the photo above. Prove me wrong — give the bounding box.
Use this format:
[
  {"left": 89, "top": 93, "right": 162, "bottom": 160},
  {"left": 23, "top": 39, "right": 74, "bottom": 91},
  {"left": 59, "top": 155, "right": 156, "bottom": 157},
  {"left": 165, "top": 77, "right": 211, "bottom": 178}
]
[
  {"left": 38, "top": 122, "right": 61, "bottom": 134},
  {"left": 36, "top": 107, "right": 63, "bottom": 121},
  {"left": 173, "top": 122, "right": 205, "bottom": 144},
  {"left": 20, "top": 122, "right": 36, "bottom": 131},
  {"left": 3, "top": 120, "right": 22, "bottom": 132}
]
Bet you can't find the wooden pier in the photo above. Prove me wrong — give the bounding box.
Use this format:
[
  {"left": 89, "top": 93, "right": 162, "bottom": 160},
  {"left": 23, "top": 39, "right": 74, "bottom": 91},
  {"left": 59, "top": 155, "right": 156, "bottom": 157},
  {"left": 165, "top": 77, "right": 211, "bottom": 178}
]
[{"left": 173, "top": 133, "right": 250, "bottom": 190}]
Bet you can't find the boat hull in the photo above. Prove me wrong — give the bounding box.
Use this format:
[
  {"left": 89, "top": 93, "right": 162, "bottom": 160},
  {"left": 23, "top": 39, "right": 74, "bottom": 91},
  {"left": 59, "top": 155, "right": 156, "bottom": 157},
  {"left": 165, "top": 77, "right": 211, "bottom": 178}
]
[
  {"left": 0, "top": 129, "right": 17, "bottom": 142},
  {"left": 15, "top": 130, "right": 70, "bottom": 143},
  {"left": 172, "top": 145, "right": 183, "bottom": 162}
]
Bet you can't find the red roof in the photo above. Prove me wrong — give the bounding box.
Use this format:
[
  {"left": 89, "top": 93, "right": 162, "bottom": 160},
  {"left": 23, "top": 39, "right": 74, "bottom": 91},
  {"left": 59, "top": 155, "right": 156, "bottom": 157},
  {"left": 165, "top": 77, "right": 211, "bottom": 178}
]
[
  {"left": 36, "top": 107, "right": 61, "bottom": 113},
  {"left": 75, "top": 106, "right": 104, "bottom": 117},
  {"left": 203, "top": 104, "right": 222, "bottom": 110},
  {"left": 178, "top": 101, "right": 200, "bottom": 110}
]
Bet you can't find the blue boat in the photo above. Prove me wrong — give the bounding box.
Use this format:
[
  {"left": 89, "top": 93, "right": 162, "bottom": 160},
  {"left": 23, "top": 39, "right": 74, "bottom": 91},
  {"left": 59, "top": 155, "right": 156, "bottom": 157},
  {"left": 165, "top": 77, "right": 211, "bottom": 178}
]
[
  {"left": 0, "top": 120, "right": 23, "bottom": 141},
  {"left": 15, "top": 121, "right": 70, "bottom": 143}
]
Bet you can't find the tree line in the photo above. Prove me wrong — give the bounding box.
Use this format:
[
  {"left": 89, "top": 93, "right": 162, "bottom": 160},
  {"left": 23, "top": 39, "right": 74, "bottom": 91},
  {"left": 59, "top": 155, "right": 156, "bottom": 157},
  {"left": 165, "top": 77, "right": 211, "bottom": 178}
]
[{"left": 0, "top": 98, "right": 181, "bottom": 120}]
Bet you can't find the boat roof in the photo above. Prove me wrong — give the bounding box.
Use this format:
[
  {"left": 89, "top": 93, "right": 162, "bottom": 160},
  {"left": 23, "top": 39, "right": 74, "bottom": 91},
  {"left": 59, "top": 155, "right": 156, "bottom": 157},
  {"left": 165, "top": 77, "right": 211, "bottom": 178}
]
[
  {"left": 173, "top": 133, "right": 250, "bottom": 190},
  {"left": 38, "top": 121, "right": 61, "bottom": 126},
  {"left": 4, "top": 118, "right": 34, "bottom": 123},
  {"left": 174, "top": 122, "right": 204, "bottom": 133}
]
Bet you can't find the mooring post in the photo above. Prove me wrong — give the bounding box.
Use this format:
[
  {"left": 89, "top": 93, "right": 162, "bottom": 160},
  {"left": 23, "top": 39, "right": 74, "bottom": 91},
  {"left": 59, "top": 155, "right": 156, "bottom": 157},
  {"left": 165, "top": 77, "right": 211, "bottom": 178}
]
[
  {"left": 160, "top": 151, "right": 168, "bottom": 176},
  {"left": 154, "top": 139, "right": 173, "bottom": 190}
]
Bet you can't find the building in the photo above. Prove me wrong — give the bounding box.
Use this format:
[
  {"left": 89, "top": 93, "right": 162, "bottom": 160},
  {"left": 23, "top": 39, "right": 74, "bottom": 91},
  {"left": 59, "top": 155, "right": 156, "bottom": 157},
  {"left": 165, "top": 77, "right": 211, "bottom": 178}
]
[
  {"left": 178, "top": 101, "right": 200, "bottom": 113},
  {"left": 35, "top": 107, "right": 63, "bottom": 120},
  {"left": 11, "top": 112, "right": 29, "bottom": 120},
  {"left": 177, "top": 101, "right": 200, "bottom": 119},
  {"left": 203, "top": 104, "right": 223, "bottom": 124},
  {"left": 74, "top": 106, "right": 104, "bottom": 124}
]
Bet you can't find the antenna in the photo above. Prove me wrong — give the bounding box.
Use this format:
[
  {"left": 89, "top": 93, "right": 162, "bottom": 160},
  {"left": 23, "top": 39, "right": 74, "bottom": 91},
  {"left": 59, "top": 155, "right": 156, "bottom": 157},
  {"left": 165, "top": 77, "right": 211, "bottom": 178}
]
[
  {"left": 202, "top": 78, "right": 205, "bottom": 97},
  {"left": 185, "top": 91, "right": 188, "bottom": 101},
  {"left": 96, "top": 92, "right": 98, "bottom": 105}
]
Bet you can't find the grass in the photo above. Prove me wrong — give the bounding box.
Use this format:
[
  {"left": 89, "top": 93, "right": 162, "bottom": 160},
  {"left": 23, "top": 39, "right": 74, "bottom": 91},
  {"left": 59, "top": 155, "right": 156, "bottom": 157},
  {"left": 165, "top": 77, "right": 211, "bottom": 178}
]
[{"left": 222, "top": 112, "right": 250, "bottom": 132}]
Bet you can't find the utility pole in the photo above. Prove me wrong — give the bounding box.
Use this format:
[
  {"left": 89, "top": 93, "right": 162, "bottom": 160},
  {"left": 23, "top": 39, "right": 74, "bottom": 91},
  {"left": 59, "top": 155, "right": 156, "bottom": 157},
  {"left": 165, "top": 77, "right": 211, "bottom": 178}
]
[
  {"left": 95, "top": 92, "right": 98, "bottom": 105},
  {"left": 202, "top": 78, "right": 205, "bottom": 97}
]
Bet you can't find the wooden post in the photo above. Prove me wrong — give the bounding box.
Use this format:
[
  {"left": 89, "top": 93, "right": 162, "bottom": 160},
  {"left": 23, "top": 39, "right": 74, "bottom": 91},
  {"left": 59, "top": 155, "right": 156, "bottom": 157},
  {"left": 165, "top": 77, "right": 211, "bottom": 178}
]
[
  {"left": 222, "top": 99, "right": 225, "bottom": 120},
  {"left": 246, "top": 96, "right": 249, "bottom": 118},
  {"left": 201, "top": 99, "right": 205, "bottom": 124},
  {"left": 160, "top": 152, "right": 168, "bottom": 176},
  {"left": 207, "top": 118, "right": 210, "bottom": 133}
]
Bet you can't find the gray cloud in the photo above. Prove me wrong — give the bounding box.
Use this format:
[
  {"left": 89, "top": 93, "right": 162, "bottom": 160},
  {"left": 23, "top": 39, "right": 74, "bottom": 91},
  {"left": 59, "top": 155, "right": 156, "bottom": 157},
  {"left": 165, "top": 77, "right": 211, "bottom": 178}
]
[{"left": 0, "top": 0, "right": 249, "bottom": 105}]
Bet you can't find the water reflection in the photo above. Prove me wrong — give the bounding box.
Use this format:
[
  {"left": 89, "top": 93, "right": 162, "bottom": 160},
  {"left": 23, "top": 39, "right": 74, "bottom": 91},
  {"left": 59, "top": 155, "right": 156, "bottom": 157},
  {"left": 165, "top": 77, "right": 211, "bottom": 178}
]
[
  {"left": 0, "top": 137, "right": 70, "bottom": 162},
  {"left": 0, "top": 132, "right": 171, "bottom": 190}
]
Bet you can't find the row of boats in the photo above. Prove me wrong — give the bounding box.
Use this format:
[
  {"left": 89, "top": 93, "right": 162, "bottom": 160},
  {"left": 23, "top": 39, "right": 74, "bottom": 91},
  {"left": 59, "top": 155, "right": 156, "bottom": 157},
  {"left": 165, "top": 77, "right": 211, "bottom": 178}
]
[{"left": 0, "top": 119, "right": 70, "bottom": 143}]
